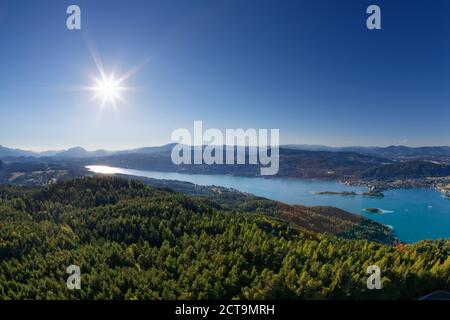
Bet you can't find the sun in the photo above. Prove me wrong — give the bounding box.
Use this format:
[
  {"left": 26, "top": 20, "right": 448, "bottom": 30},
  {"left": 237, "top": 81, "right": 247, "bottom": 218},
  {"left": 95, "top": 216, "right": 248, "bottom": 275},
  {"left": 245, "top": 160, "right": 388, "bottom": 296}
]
[
  {"left": 79, "top": 45, "right": 143, "bottom": 110},
  {"left": 90, "top": 72, "right": 127, "bottom": 108}
]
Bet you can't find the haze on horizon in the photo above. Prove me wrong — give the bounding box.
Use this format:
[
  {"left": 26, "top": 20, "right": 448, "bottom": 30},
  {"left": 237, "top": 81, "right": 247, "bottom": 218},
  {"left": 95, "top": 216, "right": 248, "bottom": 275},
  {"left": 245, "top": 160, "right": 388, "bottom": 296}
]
[
  {"left": 2, "top": 142, "right": 450, "bottom": 155},
  {"left": 0, "top": 0, "right": 449, "bottom": 151}
]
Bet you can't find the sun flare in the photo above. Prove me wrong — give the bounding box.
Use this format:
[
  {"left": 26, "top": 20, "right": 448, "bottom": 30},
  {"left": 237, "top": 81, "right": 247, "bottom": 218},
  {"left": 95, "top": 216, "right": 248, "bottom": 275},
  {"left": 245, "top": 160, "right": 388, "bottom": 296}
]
[
  {"left": 90, "top": 73, "right": 127, "bottom": 108},
  {"left": 79, "top": 46, "right": 144, "bottom": 110}
]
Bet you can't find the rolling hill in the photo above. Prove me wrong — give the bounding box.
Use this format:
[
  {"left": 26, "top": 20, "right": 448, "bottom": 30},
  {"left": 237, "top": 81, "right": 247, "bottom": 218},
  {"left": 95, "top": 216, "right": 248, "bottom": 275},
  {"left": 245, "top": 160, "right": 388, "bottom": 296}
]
[
  {"left": 361, "top": 161, "right": 450, "bottom": 179},
  {"left": 284, "top": 145, "right": 450, "bottom": 163}
]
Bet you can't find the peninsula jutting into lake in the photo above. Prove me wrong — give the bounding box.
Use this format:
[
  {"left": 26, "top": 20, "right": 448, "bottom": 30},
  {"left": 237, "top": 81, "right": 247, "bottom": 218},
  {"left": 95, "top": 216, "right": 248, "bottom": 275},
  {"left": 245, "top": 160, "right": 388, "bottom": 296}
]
[{"left": 84, "top": 163, "right": 450, "bottom": 243}]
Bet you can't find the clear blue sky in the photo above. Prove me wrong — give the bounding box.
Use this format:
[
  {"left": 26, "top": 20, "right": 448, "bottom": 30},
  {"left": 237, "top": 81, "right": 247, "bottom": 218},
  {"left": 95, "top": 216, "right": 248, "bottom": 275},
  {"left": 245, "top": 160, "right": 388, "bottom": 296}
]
[{"left": 0, "top": 0, "right": 449, "bottom": 151}]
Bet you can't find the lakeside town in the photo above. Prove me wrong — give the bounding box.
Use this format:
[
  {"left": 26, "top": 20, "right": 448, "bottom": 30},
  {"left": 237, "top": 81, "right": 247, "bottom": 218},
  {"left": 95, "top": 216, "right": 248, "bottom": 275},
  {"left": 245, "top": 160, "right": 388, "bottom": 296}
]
[{"left": 342, "top": 176, "right": 450, "bottom": 198}]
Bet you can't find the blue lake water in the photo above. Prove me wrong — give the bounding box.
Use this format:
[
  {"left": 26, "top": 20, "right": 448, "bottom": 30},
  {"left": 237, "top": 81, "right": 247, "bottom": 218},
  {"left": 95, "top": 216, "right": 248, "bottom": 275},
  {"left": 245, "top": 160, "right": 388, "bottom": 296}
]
[{"left": 87, "top": 165, "right": 450, "bottom": 243}]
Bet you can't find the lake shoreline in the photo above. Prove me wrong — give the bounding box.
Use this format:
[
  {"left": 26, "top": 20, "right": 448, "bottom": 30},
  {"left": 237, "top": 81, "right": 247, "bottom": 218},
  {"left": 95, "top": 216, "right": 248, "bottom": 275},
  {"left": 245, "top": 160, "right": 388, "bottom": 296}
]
[
  {"left": 86, "top": 165, "right": 450, "bottom": 243},
  {"left": 87, "top": 163, "right": 450, "bottom": 196}
]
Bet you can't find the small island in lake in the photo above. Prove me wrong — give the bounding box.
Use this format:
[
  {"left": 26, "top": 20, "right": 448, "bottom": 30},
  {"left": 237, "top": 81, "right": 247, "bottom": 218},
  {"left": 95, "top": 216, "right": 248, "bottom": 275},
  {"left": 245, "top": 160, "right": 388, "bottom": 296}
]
[
  {"left": 315, "top": 191, "right": 357, "bottom": 196},
  {"left": 362, "top": 190, "right": 385, "bottom": 197},
  {"left": 364, "top": 208, "right": 383, "bottom": 214},
  {"left": 315, "top": 189, "right": 384, "bottom": 197}
]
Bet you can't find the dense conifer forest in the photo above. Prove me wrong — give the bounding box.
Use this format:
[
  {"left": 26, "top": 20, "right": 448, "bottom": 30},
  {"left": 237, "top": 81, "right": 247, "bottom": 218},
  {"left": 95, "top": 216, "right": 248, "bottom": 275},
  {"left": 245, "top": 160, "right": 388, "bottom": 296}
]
[{"left": 0, "top": 177, "right": 448, "bottom": 299}]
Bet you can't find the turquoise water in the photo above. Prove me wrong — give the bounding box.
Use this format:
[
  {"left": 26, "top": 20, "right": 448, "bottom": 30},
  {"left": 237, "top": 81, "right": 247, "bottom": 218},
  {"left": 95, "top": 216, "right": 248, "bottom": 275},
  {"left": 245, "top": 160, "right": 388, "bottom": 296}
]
[{"left": 87, "top": 166, "right": 450, "bottom": 243}]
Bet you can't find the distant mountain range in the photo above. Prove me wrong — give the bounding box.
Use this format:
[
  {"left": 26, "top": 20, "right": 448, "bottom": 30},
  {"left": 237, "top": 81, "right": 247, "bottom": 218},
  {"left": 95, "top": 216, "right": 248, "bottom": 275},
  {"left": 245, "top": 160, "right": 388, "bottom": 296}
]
[
  {"left": 0, "top": 145, "right": 38, "bottom": 158},
  {"left": 1, "top": 143, "right": 450, "bottom": 182},
  {"left": 2, "top": 143, "right": 450, "bottom": 160},
  {"left": 0, "top": 144, "right": 179, "bottom": 159},
  {"left": 283, "top": 144, "right": 450, "bottom": 160}
]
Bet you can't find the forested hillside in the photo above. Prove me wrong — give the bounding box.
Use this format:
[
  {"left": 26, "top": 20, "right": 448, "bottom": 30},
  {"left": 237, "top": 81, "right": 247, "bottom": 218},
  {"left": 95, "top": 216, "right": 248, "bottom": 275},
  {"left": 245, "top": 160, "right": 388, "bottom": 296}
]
[
  {"left": 361, "top": 161, "right": 450, "bottom": 179},
  {"left": 0, "top": 177, "right": 448, "bottom": 299}
]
